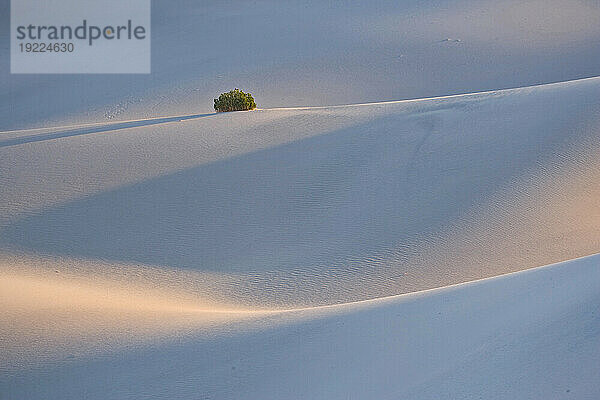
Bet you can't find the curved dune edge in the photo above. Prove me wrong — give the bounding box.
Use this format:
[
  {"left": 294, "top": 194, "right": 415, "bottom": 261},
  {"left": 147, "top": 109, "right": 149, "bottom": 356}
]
[
  {"left": 276, "top": 252, "right": 600, "bottom": 313},
  {"left": 0, "top": 254, "right": 600, "bottom": 382},
  {"left": 1, "top": 75, "right": 598, "bottom": 136},
  {"left": 2, "top": 251, "right": 598, "bottom": 316},
  {"left": 1, "top": 252, "right": 598, "bottom": 371},
  {"left": 0, "top": 262, "right": 266, "bottom": 371}
]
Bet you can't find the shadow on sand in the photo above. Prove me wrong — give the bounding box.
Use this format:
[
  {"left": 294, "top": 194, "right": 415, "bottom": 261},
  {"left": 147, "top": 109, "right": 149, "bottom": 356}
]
[
  {"left": 0, "top": 113, "right": 215, "bottom": 148},
  {"left": 1, "top": 95, "right": 587, "bottom": 280}
]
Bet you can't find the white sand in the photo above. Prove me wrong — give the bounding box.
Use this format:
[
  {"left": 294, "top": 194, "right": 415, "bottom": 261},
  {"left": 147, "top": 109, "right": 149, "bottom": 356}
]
[
  {"left": 1, "top": 76, "right": 599, "bottom": 398},
  {"left": 1, "top": 0, "right": 600, "bottom": 398},
  {"left": 2, "top": 77, "right": 599, "bottom": 308},
  {"left": 2, "top": 255, "right": 599, "bottom": 399}
]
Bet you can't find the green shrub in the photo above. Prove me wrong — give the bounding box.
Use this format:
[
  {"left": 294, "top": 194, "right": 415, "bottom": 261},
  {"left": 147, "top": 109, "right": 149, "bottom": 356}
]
[{"left": 214, "top": 89, "right": 257, "bottom": 112}]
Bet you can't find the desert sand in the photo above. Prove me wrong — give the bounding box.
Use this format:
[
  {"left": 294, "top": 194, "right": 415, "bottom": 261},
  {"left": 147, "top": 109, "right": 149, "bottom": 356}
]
[{"left": 1, "top": 0, "right": 599, "bottom": 398}]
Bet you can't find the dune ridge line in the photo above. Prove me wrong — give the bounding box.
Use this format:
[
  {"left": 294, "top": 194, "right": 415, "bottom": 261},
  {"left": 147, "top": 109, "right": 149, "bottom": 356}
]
[{"left": 2, "top": 75, "right": 598, "bottom": 136}]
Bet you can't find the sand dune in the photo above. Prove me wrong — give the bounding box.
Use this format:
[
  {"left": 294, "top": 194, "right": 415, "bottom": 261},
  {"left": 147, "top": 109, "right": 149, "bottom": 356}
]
[
  {"left": 1, "top": 77, "right": 599, "bottom": 384},
  {"left": 2, "top": 1, "right": 600, "bottom": 397},
  {"left": 0, "top": 257, "right": 270, "bottom": 371},
  {"left": 2, "top": 254, "right": 599, "bottom": 399},
  {"left": 1, "top": 86, "right": 599, "bottom": 400},
  {"left": 2, "top": 77, "right": 599, "bottom": 309}
]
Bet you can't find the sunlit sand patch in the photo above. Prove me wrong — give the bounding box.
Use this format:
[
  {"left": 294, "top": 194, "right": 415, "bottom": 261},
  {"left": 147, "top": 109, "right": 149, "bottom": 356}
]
[{"left": 0, "top": 261, "right": 273, "bottom": 370}]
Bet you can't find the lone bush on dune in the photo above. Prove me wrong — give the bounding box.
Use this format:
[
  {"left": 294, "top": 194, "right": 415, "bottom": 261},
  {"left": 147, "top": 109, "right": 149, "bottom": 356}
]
[{"left": 214, "top": 89, "right": 257, "bottom": 112}]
